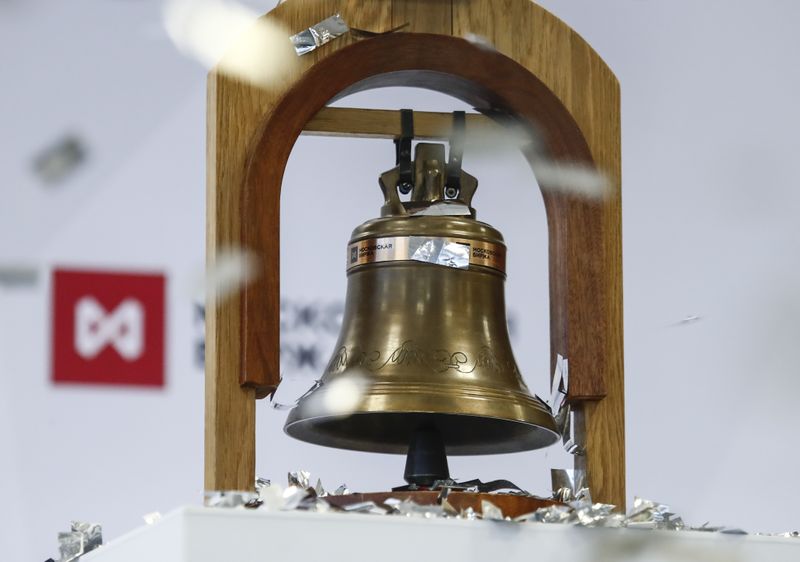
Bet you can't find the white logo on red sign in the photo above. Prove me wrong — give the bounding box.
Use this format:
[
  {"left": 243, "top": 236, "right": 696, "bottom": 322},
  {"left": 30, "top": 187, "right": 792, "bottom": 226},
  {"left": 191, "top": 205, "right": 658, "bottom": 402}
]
[
  {"left": 74, "top": 297, "right": 144, "bottom": 361},
  {"left": 52, "top": 268, "right": 165, "bottom": 387}
]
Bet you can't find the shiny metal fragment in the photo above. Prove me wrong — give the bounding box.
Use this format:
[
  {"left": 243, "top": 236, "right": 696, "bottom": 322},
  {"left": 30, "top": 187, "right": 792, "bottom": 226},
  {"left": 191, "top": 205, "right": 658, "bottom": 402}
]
[
  {"left": 441, "top": 499, "right": 459, "bottom": 516},
  {"left": 549, "top": 354, "right": 569, "bottom": 421},
  {"left": 425, "top": 478, "right": 525, "bottom": 494},
  {"left": 58, "top": 521, "right": 102, "bottom": 562},
  {"left": 480, "top": 500, "right": 504, "bottom": 521},
  {"left": 291, "top": 14, "right": 349, "bottom": 56},
  {"left": 461, "top": 506, "right": 479, "bottom": 520},
  {"left": 58, "top": 532, "right": 83, "bottom": 562},
  {"left": 530, "top": 504, "right": 573, "bottom": 524},
  {"left": 342, "top": 501, "right": 388, "bottom": 515},
  {"left": 260, "top": 486, "right": 285, "bottom": 511},
  {"left": 404, "top": 237, "right": 470, "bottom": 269},
  {"left": 570, "top": 501, "right": 621, "bottom": 528},
  {"left": 142, "top": 512, "right": 162, "bottom": 525},
  {"left": 548, "top": 355, "right": 586, "bottom": 455},
  {"left": 207, "top": 470, "right": 776, "bottom": 537},
  {"left": 626, "top": 497, "right": 684, "bottom": 531},
  {"left": 391, "top": 498, "right": 448, "bottom": 519},
  {"left": 288, "top": 470, "right": 311, "bottom": 489},
  {"left": 204, "top": 490, "right": 258, "bottom": 508},
  {"left": 561, "top": 409, "right": 586, "bottom": 456},
  {"left": 551, "top": 468, "right": 590, "bottom": 503},
  {"left": 281, "top": 485, "right": 309, "bottom": 510}
]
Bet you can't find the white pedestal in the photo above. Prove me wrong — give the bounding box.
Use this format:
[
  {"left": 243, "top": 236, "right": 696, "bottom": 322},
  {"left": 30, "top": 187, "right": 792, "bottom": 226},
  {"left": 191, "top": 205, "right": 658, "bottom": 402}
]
[{"left": 83, "top": 506, "right": 799, "bottom": 562}]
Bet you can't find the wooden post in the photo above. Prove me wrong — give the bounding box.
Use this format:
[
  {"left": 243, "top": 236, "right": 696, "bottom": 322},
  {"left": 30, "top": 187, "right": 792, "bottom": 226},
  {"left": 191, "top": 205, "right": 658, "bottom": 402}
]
[{"left": 207, "top": 0, "right": 624, "bottom": 508}]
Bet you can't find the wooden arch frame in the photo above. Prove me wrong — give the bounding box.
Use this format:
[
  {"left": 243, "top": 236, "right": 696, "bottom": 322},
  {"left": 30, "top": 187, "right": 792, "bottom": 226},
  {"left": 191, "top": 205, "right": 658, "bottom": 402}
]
[{"left": 207, "top": 0, "right": 624, "bottom": 508}]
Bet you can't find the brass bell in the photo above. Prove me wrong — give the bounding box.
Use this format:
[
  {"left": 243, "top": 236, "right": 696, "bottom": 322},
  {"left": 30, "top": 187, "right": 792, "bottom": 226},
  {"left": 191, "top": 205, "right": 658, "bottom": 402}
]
[{"left": 285, "top": 142, "right": 558, "bottom": 460}]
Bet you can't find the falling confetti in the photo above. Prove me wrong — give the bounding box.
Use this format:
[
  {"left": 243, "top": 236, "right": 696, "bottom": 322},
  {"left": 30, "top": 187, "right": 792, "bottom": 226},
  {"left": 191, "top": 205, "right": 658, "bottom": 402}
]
[
  {"left": 463, "top": 32, "right": 497, "bottom": 52},
  {"left": 32, "top": 134, "right": 87, "bottom": 185},
  {"left": 320, "top": 374, "right": 367, "bottom": 416},
  {"left": 462, "top": 119, "right": 543, "bottom": 158},
  {"left": 163, "top": 0, "right": 297, "bottom": 89},
  {"left": 533, "top": 160, "right": 611, "bottom": 200},
  {"left": 142, "top": 512, "right": 162, "bottom": 525},
  {"left": 191, "top": 247, "right": 259, "bottom": 303},
  {"left": 458, "top": 113, "right": 610, "bottom": 201},
  {"left": 0, "top": 264, "right": 38, "bottom": 288},
  {"left": 292, "top": 371, "right": 369, "bottom": 418}
]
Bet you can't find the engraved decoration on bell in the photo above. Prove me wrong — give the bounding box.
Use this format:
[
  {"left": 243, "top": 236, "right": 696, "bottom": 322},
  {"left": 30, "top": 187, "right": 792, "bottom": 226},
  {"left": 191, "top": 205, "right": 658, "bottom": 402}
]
[{"left": 327, "top": 341, "right": 514, "bottom": 376}]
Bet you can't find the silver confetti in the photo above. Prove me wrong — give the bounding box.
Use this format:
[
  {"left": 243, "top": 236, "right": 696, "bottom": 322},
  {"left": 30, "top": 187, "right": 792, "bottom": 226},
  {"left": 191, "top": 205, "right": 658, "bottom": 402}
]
[
  {"left": 342, "top": 501, "right": 388, "bottom": 515},
  {"left": 257, "top": 484, "right": 286, "bottom": 511},
  {"left": 57, "top": 521, "right": 102, "bottom": 562},
  {"left": 480, "top": 500, "right": 505, "bottom": 521},
  {"left": 310, "top": 498, "right": 333, "bottom": 513},
  {"left": 409, "top": 238, "right": 470, "bottom": 270},
  {"left": 530, "top": 504, "right": 574, "bottom": 524},
  {"left": 291, "top": 14, "right": 349, "bottom": 56},
  {"left": 281, "top": 485, "right": 309, "bottom": 510},
  {"left": 288, "top": 470, "right": 311, "bottom": 490},
  {"left": 204, "top": 490, "right": 258, "bottom": 508},
  {"left": 548, "top": 355, "right": 586, "bottom": 456},
  {"left": 391, "top": 498, "right": 448, "bottom": 519},
  {"left": 58, "top": 532, "right": 84, "bottom": 562},
  {"left": 142, "top": 512, "right": 162, "bottom": 525},
  {"left": 626, "top": 497, "right": 685, "bottom": 531},
  {"left": 551, "top": 468, "right": 590, "bottom": 503},
  {"left": 571, "top": 500, "right": 620, "bottom": 528},
  {"left": 163, "top": 0, "right": 297, "bottom": 89},
  {"left": 462, "top": 32, "right": 496, "bottom": 52},
  {"left": 461, "top": 506, "right": 479, "bottom": 520},
  {"left": 199, "top": 470, "right": 789, "bottom": 538}
]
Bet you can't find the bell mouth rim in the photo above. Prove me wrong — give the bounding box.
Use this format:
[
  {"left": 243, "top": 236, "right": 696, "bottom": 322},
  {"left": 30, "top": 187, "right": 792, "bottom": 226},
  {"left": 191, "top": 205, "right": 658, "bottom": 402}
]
[{"left": 284, "top": 410, "right": 560, "bottom": 456}]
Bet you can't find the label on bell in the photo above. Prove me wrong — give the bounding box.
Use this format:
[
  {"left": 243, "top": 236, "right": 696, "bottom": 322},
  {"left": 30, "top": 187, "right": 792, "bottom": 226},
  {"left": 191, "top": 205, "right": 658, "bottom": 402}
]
[{"left": 347, "top": 236, "right": 505, "bottom": 273}]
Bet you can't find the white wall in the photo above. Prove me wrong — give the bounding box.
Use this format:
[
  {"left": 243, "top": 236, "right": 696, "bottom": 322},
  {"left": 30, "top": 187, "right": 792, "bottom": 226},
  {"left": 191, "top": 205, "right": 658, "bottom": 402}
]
[{"left": 1, "top": 1, "right": 799, "bottom": 560}]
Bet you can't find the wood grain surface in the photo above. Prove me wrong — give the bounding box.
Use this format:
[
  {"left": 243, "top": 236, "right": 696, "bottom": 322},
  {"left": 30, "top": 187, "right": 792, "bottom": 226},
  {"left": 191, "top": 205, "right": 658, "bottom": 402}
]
[
  {"left": 207, "top": 0, "right": 624, "bottom": 509},
  {"left": 303, "top": 107, "right": 501, "bottom": 139},
  {"left": 392, "top": 0, "right": 451, "bottom": 34}
]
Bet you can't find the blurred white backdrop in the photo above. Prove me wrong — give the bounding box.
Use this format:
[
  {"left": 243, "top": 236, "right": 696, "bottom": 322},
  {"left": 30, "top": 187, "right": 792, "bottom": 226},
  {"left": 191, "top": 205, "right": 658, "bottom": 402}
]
[{"left": 1, "top": 1, "right": 799, "bottom": 560}]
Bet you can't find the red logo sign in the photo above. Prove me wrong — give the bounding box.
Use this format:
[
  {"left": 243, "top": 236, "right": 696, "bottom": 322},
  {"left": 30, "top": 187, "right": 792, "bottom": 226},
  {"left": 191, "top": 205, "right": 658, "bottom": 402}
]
[{"left": 52, "top": 269, "right": 165, "bottom": 387}]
